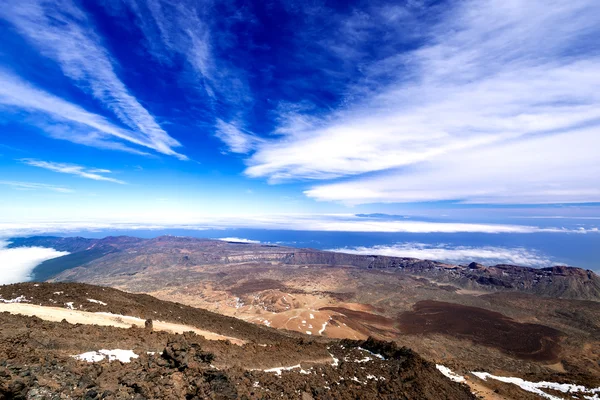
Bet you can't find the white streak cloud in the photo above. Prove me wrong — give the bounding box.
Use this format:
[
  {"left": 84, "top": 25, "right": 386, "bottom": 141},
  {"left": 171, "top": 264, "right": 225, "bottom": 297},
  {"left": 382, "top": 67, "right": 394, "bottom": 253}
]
[
  {"left": 214, "top": 119, "right": 262, "bottom": 154},
  {"left": 329, "top": 243, "right": 553, "bottom": 267},
  {"left": 22, "top": 159, "right": 125, "bottom": 184},
  {"left": 0, "top": 180, "right": 73, "bottom": 193},
  {"left": 243, "top": 0, "right": 600, "bottom": 204},
  {"left": 0, "top": 0, "right": 185, "bottom": 159}
]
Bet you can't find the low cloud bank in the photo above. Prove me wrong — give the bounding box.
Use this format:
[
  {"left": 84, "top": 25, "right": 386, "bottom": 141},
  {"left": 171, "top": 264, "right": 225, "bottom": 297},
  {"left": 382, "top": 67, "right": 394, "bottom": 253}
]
[
  {"left": 215, "top": 237, "right": 260, "bottom": 244},
  {"left": 0, "top": 240, "right": 69, "bottom": 285},
  {"left": 3, "top": 214, "right": 596, "bottom": 238},
  {"left": 329, "top": 243, "right": 553, "bottom": 267}
]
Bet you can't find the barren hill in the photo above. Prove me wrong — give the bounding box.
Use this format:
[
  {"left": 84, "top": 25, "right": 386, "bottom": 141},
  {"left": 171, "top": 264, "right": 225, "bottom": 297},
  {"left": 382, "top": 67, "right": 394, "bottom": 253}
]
[
  {"left": 0, "top": 282, "right": 476, "bottom": 400},
  {"left": 6, "top": 236, "right": 600, "bottom": 399}
]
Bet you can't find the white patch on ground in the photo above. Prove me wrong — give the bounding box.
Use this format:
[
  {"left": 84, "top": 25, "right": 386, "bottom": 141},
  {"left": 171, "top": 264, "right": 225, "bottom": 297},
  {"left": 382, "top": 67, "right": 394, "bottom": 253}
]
[
  {"left": 53, "top": 291, "right": 63, "bottom": 295},
  {"left": 264, "top": 364, "right": 310, "bottom": 376},
  {"left": 0, "top": 240, "right": 69, "bottom": 284},
  {"left": 306, "top": 331, "right": 312, "bottom": 335},
  {"left": 436, "top": 365, "right": 465, "bottom": 383},
  {"left": 358, "top": 347, "right": 385, "bottom": 360},
  {"left": 328, "top": 350, "right": 339, "bottom": 367},
  {"left": 73, "top": 349, "right": 139, "bottom": 363},
  {"left": 319, "top": 318, "right": 331, "bottom": 335},
  {"left": 87, "top": 299, "right": 107, "bottom": 306},
  {"left": 65, "top": 302, "right": 75, "bottom": 310},
  {"left": 232, "top": 297, "right": 244, "bottom": 309},
  {"left": 309, "top": 313, "right": 314, "bottom": 319},
  {"left": 0, "top": 295, "right": 29, "bottom": 304},
  {"left": 472, "top": 372, "right": 600, "bottom": 400}
]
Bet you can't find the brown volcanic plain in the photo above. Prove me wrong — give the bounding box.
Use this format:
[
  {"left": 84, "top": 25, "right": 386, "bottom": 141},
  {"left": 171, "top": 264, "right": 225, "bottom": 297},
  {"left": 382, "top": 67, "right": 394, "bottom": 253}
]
[{"left": 6, "top": 235, "right": 600, "bottom": 399}]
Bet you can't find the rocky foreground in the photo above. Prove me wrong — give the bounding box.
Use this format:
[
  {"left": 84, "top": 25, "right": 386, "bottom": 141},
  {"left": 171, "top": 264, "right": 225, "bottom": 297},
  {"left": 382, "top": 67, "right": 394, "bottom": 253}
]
[{"left": 0, "top": 283, "right": 475, "bottom": 400}]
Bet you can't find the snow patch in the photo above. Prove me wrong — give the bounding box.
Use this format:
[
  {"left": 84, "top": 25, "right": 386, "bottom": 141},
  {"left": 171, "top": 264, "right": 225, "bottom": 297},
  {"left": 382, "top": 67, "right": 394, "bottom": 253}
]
[
  {"left": 472, "top": 372, "right": 600, "bottom": 400},
  {"left": 73, "top": 349, "right": 139, "bottom": 363},
  {"left": 358, "top": 347, "right": 385, "bottom": 360},
  {"left": 87, "top": 299, "right": 107, "bottom": 306},
  {"left": 263, "top": 364, "right": 311, "bottom": 376},
  {"left": 0, "top": 295, "right": 29, "bottom": 304},
  {"left": 318, "top": 319, "right": 329, "bottom": 335},
  {"left": 436, "top": 365, "right": 465, "bottom": 383},
  {"left": 65, "top": 302, "right": 75, "bottom": 310},
  {"left": 328, "top": 351, "right": 339, "bottom": 367}
]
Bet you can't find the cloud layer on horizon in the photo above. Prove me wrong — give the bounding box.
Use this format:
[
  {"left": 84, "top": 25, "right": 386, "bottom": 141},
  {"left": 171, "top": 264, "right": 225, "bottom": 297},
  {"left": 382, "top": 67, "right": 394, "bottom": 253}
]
[
  {"left": 329, "top": 243, "right": 554, "bottom": 267},
  {"left": 1, "top": 214, "right": 598, "bottom": 239}
]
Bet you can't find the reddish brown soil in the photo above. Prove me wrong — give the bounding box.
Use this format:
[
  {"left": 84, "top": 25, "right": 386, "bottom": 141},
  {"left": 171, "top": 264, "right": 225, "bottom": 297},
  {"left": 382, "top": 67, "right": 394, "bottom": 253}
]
[
  {"left": 0, "top": 284, "right": 476, "bottom": 400},
  {"left": 319, "top": 307, "right": 395, "bottom": 326},
  {"left": 397, "top": 300, "right": 563, "bottom": 362},
  {"left": 229, "top": 279, "right": 289, "bottom": 295}
]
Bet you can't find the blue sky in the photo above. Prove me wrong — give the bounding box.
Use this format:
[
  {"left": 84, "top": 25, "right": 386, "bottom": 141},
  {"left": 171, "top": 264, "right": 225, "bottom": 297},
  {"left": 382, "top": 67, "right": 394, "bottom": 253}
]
[{"left": 1, "top": 0, "right": 600, "bottom": 231}]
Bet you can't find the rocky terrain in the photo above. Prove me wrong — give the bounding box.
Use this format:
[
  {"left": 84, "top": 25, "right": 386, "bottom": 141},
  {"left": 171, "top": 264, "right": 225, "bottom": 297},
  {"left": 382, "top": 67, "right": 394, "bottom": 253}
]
[
  {"left": 9, "top": 236, "right": 600, "bottom": 301},
  {"left": 0, "top": 283, "right": 476, "bottom": 399},
  {"left": 5, "top": 235, "right": 600, "bottom": 399}
]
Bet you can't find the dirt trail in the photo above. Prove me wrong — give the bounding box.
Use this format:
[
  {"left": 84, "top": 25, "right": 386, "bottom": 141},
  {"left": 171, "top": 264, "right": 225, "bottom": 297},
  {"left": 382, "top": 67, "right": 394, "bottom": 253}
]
[{"left": 0, "top": 303, "right": 246, "bottom": 345}]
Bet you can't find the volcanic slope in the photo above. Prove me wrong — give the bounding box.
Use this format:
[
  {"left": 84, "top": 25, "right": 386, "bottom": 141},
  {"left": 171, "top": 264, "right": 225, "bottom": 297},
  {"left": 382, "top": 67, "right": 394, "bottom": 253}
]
[
  {"left": 9, "top": 236, "right": 600, "bottom": 301},
  {"left": 0, "top": 282, "right": 476, "bottom": 400},
  {"left": 7, "top": 236, "right": 600, "bottom": 398}
]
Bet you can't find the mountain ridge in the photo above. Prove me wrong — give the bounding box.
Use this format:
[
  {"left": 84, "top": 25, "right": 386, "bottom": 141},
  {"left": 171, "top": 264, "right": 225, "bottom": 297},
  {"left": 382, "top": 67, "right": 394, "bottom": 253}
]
[{"left": 9, "top": 235, "right": 600, "bottom": 301}]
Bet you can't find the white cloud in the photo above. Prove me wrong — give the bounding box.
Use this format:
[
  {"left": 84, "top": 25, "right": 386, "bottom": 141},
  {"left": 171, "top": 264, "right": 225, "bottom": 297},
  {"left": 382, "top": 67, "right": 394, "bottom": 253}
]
[
  {"left": 305, "top": 126, "right": 600, "bottom": 204},
  {"left": 0, "top": 240, "right": 69, "bottom": 285},
  {"left": 0, "top": 70, "right": 151, "bottom": 155},
  {"left": 214, "top": 119, "right": 262, "bottom": 154},
  {"left": 242, "top": 0, "right": 600, "bottom": 204},
  {"left": 1, "top": 214, "right": 596, "bottom": 238},
  {"left": 22, "top": 159, "right": 125, "bottom": 184},
  {"left": 0, "top": 0, "right": 185, "bottom": 159},
  {"left": 215, "top": 237, "right": 260, "bottom": 244},
  {"left": 0, "top": 180, "right": 73, "bottom": 193},
  {"left": 329, "top": 243, "right": 553, "bottom": 267}
]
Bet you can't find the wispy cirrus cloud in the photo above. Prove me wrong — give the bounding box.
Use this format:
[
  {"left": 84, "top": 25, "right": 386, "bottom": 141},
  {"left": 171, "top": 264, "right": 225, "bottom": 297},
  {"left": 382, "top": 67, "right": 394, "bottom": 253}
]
[
  {"left": 242, "top": 0, "right": 600, "bottom": 204},
  {"left": 0, "top": 0, "right": 186, "bottom": 159},
  {"left": 21, "top": 159, "right": 126, "bottom": 184},
  {"left": 214, "top": 119, "right": 262, "bottom": 154},
  {"left": 104, "top": 0, "right": 252, "bottom": 146},
  {"left": 0, "top": 180, "right": 73, "bottom": 193},
  {"left": 0, "top": 69, "right": 151, "bottom": 155}
]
